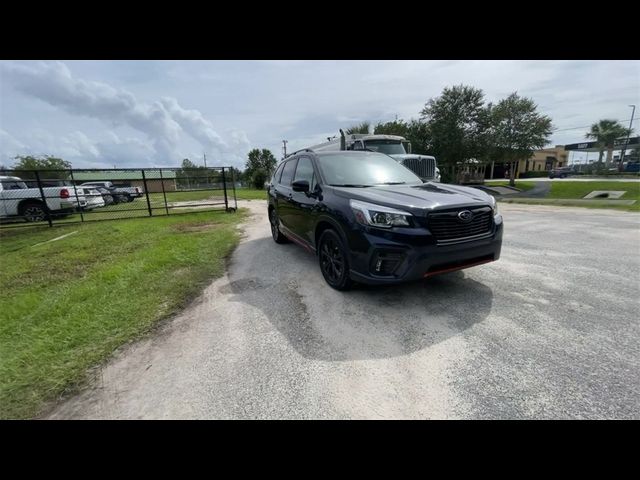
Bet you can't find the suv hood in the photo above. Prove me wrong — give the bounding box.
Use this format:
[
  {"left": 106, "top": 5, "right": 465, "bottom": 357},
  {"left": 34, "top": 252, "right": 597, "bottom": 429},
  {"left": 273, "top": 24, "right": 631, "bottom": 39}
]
[{"left": 331, "top": 182, "right": 492, "bottom": 214}]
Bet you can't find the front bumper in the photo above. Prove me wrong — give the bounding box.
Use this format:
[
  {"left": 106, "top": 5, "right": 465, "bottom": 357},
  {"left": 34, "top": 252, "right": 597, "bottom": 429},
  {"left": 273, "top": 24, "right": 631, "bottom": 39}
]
[{"left": 347, "top": 214, "right": 503, "bottom": 285}]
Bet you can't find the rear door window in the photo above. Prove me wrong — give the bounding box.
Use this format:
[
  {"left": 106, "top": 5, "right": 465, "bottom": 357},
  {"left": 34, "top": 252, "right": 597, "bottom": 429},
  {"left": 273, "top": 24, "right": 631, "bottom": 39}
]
[
  {"left": 273, "top": 162, "right": 285, "bottom": 184},
  {"left": 279, "top": 159, "right": 297, "bottom": 186}
]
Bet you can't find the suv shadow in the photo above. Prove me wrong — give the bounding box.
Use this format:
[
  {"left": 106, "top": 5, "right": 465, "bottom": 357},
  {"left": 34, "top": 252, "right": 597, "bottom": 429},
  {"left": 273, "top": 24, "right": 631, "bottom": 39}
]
[{"left": 220, "top": 236, "right": 494, "bottom": 362}]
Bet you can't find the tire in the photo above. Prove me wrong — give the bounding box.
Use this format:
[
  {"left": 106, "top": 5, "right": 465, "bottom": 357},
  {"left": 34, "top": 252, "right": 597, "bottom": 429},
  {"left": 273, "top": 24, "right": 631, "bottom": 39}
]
[
  {"left": 268, "top": 208, "right": 288, "bottom": 244},
  {"left": 317, "top": 229, "right": 353, "bottom": 291},
  {"left": 20, "top": 201, "right": 48, "bottom": 222},
  {"left": 126, "top": 195, "right": 134, "bottom": 202}
]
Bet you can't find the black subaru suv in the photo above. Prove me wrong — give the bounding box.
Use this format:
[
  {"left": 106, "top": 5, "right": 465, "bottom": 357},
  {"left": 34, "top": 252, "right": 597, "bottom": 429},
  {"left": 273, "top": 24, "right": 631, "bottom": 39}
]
[{"left": 267, "top": 150, "right": 503, "bottom": 290}]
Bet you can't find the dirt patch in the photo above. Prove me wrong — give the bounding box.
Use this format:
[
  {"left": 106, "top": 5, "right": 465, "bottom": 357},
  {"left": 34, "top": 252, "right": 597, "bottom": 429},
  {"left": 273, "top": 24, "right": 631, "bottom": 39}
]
[{"left": 172, "top": 222, "right": 221, "bottom": 233}]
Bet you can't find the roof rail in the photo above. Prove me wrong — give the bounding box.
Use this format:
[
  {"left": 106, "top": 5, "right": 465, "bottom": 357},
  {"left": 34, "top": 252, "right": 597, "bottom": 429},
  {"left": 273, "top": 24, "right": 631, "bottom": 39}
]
[{"left": 288, "top": 148, "right": 315, "bottom": 157}]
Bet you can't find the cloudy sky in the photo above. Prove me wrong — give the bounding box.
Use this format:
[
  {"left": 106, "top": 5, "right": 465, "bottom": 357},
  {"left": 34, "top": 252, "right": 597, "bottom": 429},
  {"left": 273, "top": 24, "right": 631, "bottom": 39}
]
[{"left": 1, "top": 60, "right": 638, "bottom": 169}]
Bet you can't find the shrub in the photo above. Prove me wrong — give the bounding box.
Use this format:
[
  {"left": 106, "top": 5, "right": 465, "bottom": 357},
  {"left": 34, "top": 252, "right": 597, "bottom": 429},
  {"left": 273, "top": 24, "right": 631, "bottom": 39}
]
[
  {"left": 519, "top": 171, "right": 550, "bottom": 178},
  {"left": 250, "top": 169, "right": 268, "bottom": 190}
]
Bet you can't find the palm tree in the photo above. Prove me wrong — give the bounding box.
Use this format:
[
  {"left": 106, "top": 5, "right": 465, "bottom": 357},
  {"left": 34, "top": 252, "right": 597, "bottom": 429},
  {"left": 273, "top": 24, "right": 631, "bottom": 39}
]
[{"left": 585, "top": 119, "right": 631, "bottom": 168}]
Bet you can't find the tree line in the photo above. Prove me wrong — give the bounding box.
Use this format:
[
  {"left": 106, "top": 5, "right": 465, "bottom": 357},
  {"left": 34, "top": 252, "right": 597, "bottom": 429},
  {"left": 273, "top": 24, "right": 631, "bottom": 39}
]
[{"left": 343, "top": 85, "right": 633, "bottom": 184}]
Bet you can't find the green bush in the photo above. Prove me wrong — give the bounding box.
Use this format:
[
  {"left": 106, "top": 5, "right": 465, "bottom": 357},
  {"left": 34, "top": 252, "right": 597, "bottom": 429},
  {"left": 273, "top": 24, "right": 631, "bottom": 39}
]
[
  {"left": 519, "top": 171, "right": 550, "bottom": 178},
  {"left": 250, "top": 169, "right": 268, "bottom": 190}
]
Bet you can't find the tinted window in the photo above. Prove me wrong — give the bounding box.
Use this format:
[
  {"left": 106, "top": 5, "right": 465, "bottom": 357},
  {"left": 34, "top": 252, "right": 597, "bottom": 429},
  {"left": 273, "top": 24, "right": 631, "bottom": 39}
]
[
  {"left": 273, "top": 162, "right": 285, "bottom": 184},
  {"left": 293, "top": 156, "right": 315, "bottom": 189},
  {"left": 279, "top": 159, "right": 297, "bottom": 186},
  {"left": 316, "top": 152, "right": 422, "bottom": 186},
  {"left": 1, "top": 180, "right": 27, "bottom": 190}
]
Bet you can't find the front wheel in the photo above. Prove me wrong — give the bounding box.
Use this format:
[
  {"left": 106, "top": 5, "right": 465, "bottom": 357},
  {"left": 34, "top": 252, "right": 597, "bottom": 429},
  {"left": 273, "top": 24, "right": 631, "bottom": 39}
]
[{"left": 318, "top": 229, "right": 353, "bottom": 291}]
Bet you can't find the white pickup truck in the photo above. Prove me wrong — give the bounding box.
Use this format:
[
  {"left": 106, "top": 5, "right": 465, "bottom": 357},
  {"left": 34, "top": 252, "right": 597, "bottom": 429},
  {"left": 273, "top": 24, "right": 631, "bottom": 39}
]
[{"left": 0, "top": 175, "right": 87, "bottom": 222}]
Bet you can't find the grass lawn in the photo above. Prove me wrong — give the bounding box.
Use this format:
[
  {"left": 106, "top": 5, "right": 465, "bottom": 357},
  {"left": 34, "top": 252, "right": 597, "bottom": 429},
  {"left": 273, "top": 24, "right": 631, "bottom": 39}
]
[
  {"left": 487, "top": 181, "right": 537, "bottom": 191},
  {"left": 0, "top": 208, "right": 248, "bottom": 419},
  {"left": 497, "top": 181, "right": 640, "bottom": 212},
  {"left": 146, "top": 188, "right": 266, "bottom": 204}
]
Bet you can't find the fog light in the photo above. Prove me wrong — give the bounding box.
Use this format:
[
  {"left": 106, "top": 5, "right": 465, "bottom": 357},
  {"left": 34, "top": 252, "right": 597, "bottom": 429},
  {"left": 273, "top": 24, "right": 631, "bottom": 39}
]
[
  {"left": 371, "top": 251, "right": 405, "bottom": 276},
  {"left": 375, "top": 258, "right": 383, "bottom": 272}
]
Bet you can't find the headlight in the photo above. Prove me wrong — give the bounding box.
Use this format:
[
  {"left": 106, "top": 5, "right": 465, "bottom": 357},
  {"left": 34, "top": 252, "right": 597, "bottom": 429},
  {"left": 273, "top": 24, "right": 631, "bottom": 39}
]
[
  {"left": 490, "top": 196, "right": 498, "bottom": 215},
  {"left": 350, "top": 199, "right": 412, "bottom": 228}
]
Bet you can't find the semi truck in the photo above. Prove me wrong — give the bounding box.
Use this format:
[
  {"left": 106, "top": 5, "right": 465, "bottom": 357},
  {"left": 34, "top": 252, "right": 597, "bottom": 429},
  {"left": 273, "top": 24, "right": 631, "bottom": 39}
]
[{"left": 302, "top": 129, "right": 440, "bottom": 182}]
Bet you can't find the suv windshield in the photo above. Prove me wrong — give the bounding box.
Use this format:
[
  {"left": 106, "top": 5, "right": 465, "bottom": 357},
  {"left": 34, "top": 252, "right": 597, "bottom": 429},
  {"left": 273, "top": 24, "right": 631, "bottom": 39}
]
[
  {"left": 316, "top": 152, "right": 422, "bottom": 186},
  {"left": 363, "top": 140, "right": 407, "bottom": 155}
]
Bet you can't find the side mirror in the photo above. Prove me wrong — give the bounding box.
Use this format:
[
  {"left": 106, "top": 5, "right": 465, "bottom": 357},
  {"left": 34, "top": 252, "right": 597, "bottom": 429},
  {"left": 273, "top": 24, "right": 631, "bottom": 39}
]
[{"left": 292, "top": 180, "right": 310, "bottom": 193}]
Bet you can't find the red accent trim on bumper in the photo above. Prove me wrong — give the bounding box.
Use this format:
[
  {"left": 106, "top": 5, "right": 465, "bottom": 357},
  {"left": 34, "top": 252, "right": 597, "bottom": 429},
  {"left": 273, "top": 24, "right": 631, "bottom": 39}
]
[{"left": 423, "top": 257, "right": 494, "bottom": 278}]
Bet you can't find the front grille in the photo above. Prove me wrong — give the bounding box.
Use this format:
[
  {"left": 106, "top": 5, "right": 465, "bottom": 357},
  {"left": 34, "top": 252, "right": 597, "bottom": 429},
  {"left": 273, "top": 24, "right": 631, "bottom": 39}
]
[
  {"left": 428, "top": 206, "right": 493, "bottom": 243},
  {"left": 401, "top": 156, "right": 435, "bottom": 179}
]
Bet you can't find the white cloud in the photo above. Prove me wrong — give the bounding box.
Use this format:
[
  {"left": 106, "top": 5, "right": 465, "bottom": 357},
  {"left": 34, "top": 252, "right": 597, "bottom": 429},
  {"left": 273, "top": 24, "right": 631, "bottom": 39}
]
[{"left": 0, "top": 61, "right": 251, "bottom": 167}]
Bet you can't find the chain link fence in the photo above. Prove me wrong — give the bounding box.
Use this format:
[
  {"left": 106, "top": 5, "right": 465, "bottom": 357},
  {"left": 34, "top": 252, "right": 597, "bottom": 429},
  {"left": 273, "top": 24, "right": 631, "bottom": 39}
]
[{"left": 0, "top": 167, "right": 238, "bottom": 229}]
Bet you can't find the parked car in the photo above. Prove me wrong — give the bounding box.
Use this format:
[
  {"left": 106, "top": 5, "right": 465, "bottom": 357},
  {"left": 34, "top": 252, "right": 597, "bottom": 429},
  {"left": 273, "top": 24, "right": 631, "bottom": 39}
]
[
  {"left": 78, "top": 187, "right": 106, "bottom": 210},
  {"left": 0, "top": 175, "right": 86, "bottom": 222},
  {"left": 94, "top": 186, "right": 115, "bottom": 206},
  {"left": 113, "top": 184, "right": 143, "bottom": 199},
  {"left": 549, "top": 167, "right": 575, "bottom": 179},
  {"left": 267, "top": 151, "right": 502, "bottom": 290},
  {"left": 624, "top": 162, "right": 640, "bottom": 173},
  {"left": 80, "top": 181, "right": 130, "bottom": 203}
]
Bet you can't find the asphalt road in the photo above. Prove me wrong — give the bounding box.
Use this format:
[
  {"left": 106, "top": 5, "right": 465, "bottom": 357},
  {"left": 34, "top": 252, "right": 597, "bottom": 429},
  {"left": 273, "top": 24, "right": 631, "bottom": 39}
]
[
  {"left": 48, "top": 201, "right": 640, "bottom": 419},
  {"left": 486, "top": 177, "right": 640, "bottom": 182}
]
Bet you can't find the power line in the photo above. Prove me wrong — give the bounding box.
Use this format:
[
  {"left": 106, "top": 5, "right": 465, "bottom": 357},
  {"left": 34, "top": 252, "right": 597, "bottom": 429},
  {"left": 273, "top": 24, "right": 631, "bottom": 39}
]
[{"left": 553, "top": 117, "right": 636, "bottom": 133}]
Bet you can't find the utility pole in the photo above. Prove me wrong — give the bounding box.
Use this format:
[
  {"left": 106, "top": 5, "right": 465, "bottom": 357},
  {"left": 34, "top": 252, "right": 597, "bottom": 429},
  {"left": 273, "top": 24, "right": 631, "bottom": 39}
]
[
  {"left": 203, "top": 153, "right": 207, "bottom": 168},
  {"left": 282, "top": 140, "right": 288, "bottom": 159},
  {"left": 619, "top": 105, "right": 636, "bottom": 171}
]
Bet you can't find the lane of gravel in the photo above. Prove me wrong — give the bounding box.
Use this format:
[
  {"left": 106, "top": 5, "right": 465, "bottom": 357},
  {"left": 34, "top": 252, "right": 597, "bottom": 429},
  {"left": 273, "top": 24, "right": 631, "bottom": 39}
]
[{"left": 48, "top": 201, "right": 640, "bottom": 419}]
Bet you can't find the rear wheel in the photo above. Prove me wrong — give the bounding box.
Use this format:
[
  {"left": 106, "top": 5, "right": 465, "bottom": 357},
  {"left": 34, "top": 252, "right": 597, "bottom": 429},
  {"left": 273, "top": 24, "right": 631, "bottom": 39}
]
[
  {"left": 318, "top": 229, "right": 353, "bottom": 291},
  {"left": 20, "top": 201, "right": 48, "bottom": 222},
  {"left": 269, "top": 208, "right": 288, "bottom": 244}
]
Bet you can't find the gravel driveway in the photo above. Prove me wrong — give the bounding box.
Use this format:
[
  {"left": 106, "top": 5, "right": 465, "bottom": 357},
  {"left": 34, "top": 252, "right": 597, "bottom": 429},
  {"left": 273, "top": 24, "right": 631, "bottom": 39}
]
[{"left": 48, "top": 200, "right": 640, "bottom": 419}]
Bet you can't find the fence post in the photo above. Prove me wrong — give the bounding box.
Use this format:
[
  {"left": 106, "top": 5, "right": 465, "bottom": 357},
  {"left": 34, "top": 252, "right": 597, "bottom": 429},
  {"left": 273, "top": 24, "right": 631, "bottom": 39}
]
[
  {"left": 34, "top": 170, "right": 53, "bottom": 227},
  {"left": 159, "top": 168, "right": 169, "bottom": 215},
  {"left": 221, "top": 167, "right": 229, "bottom": 212},
  {"left": 69, "top": 169, "right": 84, "bottom": 222},
  {"left": 142, "top": 169, "right": 153, "bottom": 217},
  {"left": 230, "top": 167, "right": 237, "bottom": 211}
]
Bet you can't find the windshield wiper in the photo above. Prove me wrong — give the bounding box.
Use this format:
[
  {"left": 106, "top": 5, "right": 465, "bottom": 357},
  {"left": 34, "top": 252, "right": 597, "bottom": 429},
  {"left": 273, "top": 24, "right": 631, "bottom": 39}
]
[
  {"left": 329, "top": 184, "right": 372, "bottom": 188},
  {"left": 377, "top": 182, "right": 406, "bottom": 185}
]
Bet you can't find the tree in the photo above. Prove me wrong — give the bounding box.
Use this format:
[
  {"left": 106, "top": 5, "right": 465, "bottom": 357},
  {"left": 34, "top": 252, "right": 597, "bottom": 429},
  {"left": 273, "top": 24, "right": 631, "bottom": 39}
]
[
  {"left": 373, "top": 119, "right": 409, "bottom": 137},
  {"left": 12, "top": 155, "right": 72, "bottom": 179},
  {"left": 585, "top": 119, "right": 632, "bottom": 168},
  {"left": 226, "top": 166, "right": 243, "bottom": 183},
  {"left": 245, "top": 149, "right": 277, "bottom": 189},
  {"left": 374, "top": 118, "right": 433, "bottom": 156},
  {"left": 345, "top": 122, "right": 371, "bottom": 135},
  {"left": 490, "top": 92, "right": 553, "bottom": 187},
  {"left": 176, "top": 158, "right": 208, "bottom": 189},
  {"left": 420, "top": 85, "right": 492, "bottom": 181}
]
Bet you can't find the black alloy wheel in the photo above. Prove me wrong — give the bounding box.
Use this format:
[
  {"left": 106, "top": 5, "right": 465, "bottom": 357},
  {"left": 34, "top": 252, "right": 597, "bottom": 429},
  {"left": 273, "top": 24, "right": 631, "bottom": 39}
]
[{"left": 318, "top": 229, "right": 353, "bottom": 290}]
